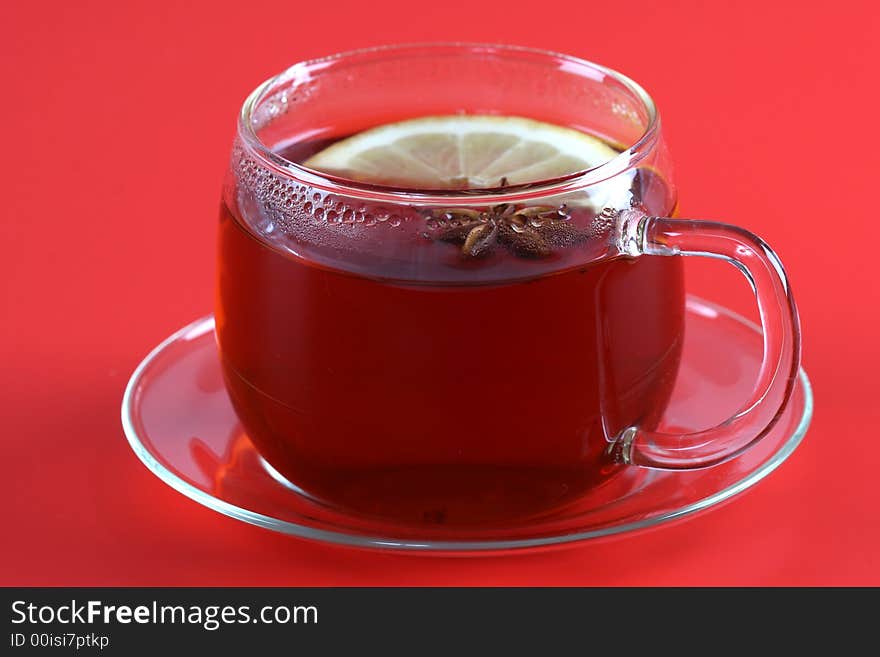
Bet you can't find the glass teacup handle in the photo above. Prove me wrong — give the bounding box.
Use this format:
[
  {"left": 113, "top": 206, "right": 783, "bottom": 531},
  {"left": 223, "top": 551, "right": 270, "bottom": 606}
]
[{"left": 610, "top": 209, "right": 801, "bottom": 469}]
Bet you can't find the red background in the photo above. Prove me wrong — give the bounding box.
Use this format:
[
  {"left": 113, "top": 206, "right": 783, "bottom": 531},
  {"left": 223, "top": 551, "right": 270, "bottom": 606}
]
[{"left": 2, "top": 0, "right": 877, "bottom": 585}]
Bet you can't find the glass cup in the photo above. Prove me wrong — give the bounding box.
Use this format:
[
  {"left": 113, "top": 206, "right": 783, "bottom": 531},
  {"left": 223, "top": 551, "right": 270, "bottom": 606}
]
[{"left": 217, "top": 44, "right": 800, "bottom": 526}]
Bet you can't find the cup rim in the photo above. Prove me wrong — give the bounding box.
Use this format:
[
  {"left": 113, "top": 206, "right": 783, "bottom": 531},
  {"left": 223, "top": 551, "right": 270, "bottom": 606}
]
[{"left": 237, "top": 42, "right": 661, "bottom": 205}]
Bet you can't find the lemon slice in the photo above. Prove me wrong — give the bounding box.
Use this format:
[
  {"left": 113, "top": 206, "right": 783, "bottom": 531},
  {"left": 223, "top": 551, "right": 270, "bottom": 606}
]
[{"left": 303, "top": 115, "right": 619, "bottom": 189}]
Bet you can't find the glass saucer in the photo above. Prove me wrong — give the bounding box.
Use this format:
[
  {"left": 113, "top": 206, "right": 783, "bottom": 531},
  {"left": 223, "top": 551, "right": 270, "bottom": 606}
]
[{"left": 121, "top": 296, "right": 812, "bottom": 553}]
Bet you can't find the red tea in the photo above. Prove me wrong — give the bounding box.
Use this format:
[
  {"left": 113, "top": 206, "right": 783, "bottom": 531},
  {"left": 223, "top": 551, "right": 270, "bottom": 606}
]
[{"left": 217, "top": 134, "right": 684, "bottom": 525}]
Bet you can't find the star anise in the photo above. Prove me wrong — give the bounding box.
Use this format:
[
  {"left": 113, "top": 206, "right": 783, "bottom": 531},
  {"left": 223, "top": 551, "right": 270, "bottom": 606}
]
[{"left": 427, "top": 203, "right": 592, "bottom": 258}]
